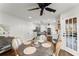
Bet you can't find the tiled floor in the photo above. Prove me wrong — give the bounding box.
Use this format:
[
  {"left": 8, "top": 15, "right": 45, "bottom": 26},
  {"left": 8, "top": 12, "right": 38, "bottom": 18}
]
[{"left": 0, "top": 49, "right": 73, "bottom": 56}]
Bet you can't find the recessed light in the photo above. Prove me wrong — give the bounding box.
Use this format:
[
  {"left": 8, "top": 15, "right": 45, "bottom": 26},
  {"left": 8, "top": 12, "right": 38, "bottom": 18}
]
[{"left": 28, "top": 16, "right": 32, "bottom": 19}]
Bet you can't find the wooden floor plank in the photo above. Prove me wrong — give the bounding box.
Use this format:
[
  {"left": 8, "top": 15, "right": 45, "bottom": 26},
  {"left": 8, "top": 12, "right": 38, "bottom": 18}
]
[{"left": 0, "top": 49, "right": 73, "bottom": 56}]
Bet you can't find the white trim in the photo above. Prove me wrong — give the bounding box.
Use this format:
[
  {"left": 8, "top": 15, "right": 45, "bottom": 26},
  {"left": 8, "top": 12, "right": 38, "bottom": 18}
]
[{"left": 61, "top": 47, "right": 79, "bottom": 56}]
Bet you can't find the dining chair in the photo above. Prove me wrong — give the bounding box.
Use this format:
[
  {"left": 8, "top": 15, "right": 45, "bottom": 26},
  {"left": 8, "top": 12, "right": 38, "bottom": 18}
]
[
  {"left": 12, "top": 38, "right": 22, "bottom": 56},
  {"left": 54, "top": 36, "right": 63, "bottom": 56},
  {"left": 38, "top": 35, "right": 47, "bottom": 43}
]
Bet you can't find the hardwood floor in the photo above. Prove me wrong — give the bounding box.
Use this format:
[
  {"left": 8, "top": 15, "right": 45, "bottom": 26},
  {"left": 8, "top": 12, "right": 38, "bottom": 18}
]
[
  {"left": 0, "top": 49, "right": 73, "bottom": 56},
  {"left": 0, "top": 49, "right": 15, "bottom": 56},
  {"left": 59, "top": 50, "right": 73, "bottom": 56}
]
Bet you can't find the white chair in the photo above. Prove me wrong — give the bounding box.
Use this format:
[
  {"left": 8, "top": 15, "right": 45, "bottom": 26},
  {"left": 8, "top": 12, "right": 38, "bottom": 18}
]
[
  {"left": 12, "top": 38, "right": 22, "bottom": 56},
  {"left": 38, "top": 35, "right": 47, "bottom": 43}
]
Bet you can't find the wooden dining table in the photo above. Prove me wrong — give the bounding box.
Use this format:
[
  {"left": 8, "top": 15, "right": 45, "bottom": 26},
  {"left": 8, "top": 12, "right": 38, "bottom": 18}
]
[{"left": 16, "top": 38, "right": 54, "bottom": 56}]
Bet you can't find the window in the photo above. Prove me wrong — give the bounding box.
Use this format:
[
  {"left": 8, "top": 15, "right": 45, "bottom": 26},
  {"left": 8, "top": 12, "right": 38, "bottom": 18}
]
[{"left": 65, "top": 17, "right": 77, "bottom": 51}]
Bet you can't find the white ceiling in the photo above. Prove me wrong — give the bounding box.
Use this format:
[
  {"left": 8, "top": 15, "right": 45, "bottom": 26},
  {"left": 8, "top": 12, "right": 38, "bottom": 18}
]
[{"left": 0, "top": 3, "right": 79, "bottom": 22}]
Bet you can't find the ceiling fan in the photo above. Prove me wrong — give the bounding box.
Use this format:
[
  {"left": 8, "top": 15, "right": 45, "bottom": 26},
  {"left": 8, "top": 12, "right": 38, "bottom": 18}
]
[{"left": 28, "top": 3, "right": 56, "bottom": 16}]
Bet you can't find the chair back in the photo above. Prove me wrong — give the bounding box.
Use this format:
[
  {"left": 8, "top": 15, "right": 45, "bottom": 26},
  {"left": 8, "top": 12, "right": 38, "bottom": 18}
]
[
  {"left": 53, "top": 36, "right": 63, "bottom": 56},
  {"left": 12, "top": 38, "right": 22, "bottom": 50}
]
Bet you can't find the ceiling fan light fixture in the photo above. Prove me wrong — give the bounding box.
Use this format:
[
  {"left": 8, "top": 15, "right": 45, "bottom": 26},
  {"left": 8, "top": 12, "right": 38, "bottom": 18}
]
[{"left": 28, "top": 16, "right": 32, "bottom": 19}]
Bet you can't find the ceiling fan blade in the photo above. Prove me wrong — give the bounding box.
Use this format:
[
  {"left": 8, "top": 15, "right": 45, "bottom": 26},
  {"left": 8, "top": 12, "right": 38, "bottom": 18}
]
[
  {"left": 45, "top": 7, "right": 56, "bottom": 12},
  {"left": 28, "top": 7, "right": 40, "bottom": 11},
  {"left": 40, "top": 9, "right": 44, "bottom": 16}
]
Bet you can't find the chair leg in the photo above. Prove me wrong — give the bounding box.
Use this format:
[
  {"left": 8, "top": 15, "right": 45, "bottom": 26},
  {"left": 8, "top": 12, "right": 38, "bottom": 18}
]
[
  {"left": 55, "top": 47, "right": 61, "bottom": 56},
  {"left": 14, "top": 50, "right": 19, "bottom": 56}
]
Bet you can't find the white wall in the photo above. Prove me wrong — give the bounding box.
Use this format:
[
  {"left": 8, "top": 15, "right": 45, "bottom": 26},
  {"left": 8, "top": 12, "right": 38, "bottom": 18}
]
[
  {"left": 60, "top": 6, "right": 79, "bottom": 55},
  {"left": 0, "top": 12, "right": 36, "bottom": 40},
  {"left": 0, "top": 12, "right": 57, "bottom": 41}
]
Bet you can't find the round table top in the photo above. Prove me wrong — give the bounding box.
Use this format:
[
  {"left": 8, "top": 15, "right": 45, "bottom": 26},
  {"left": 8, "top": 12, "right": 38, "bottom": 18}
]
[
  {"left": 23, "top": 47, "right": 37, "bottom": 55},
  {"left": 17, "top": 39, "right": 53, "bottom": 56}
]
